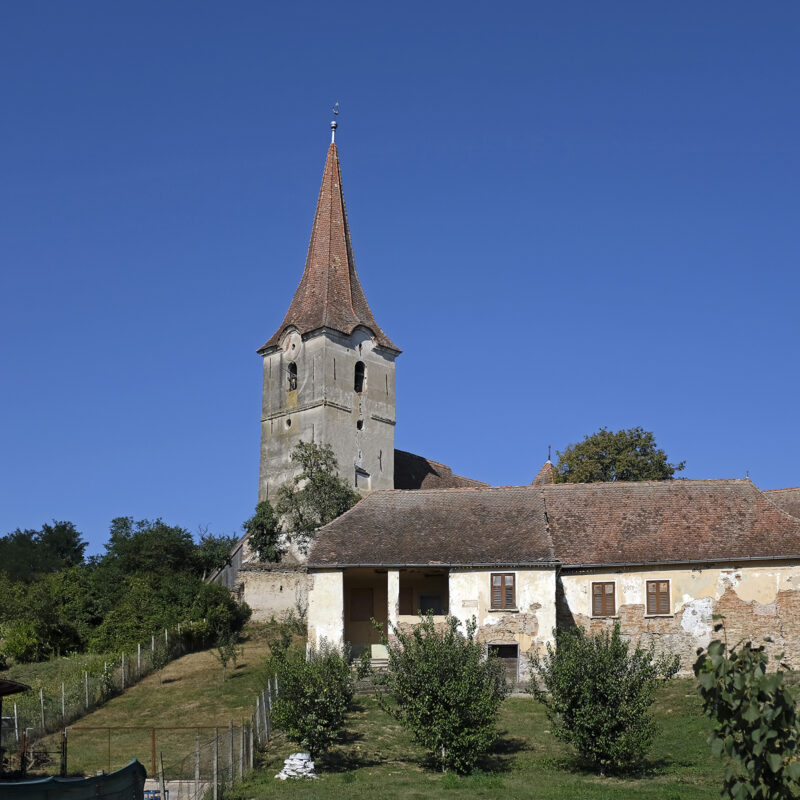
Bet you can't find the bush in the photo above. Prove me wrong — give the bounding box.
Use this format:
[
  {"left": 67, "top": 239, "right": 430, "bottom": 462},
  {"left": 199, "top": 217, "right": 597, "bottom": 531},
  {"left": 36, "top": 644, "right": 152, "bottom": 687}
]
[
  {"left": 376, "top": 614, "right": 507, "bottom": 774},
  {"left": 694, "top": 634, "right": 800, "bottom": 799},
  {"left": 267, "top": 639, "right": 354, "bottom": 758},
  {"left": 529, "top": 623, "right": 679, "bottom": 774}
]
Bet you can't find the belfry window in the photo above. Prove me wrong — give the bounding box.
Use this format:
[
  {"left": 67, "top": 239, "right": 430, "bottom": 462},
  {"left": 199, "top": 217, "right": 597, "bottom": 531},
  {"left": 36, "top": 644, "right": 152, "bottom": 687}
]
[
  {"left": 287, "top": 362, "right": 298, "bottom": 391},
  {"left": 354, "top": 361, "right": 365, "bottom": 393}
]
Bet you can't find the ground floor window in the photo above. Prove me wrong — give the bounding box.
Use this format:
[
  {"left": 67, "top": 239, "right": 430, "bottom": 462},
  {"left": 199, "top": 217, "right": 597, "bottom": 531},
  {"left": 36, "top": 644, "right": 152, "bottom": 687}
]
[
  {"left": 591, "top": 581, "right": 616, "bottom": 617},
  {"left": 488, "top": 643, "right": 519, "bottom": 683},
  {"left": 646, "top": 579, "right": 671, "bottom": 615}
]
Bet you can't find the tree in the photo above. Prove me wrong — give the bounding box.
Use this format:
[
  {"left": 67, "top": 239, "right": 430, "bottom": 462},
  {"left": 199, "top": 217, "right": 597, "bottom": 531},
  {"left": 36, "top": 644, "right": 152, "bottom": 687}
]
[
  {"left": 376, "top": 614, "right": 508, "bottom": 774},
  {"left": 267, "top": 638, "right": 354, "bottom": 758},
  {"left": 0, "top": 521, "right": 86, "bottom": 581},
  {"left": 276, "top": 442, "right": 360, "bottom": 538},
  {"left": 555, "top": 427, "right": 685, "bottom": 483},
  {"left": 694, "top": 633, "right": 800, "bottom": 799},
  {"left": 529, "top": 623, "right": 679, "bottom": 774},
  {"left": 194, "top": 530, "right": 236, "bottom": 579},
  {"left": 242, "top": 501, "right": 283, "bottom": 562}
]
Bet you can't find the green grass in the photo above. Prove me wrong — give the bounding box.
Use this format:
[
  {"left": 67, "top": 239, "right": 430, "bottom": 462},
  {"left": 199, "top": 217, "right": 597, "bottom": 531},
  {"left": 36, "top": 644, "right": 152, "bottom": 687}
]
[
  {"left": 32, "top": 624, "right": 281, "bottom": 778},
  {"left": 233, "top": 679, "right": 723, "bottom": 799}
]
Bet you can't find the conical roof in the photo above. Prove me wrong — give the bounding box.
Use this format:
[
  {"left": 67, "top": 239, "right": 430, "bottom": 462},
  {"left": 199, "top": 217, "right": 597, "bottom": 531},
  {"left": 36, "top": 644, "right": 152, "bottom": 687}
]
[
  {"left": 532, "top": 460, "right": 558, "bottom": 486},
  {"left": 259, "top": 142, "right": 399, "bottom": 353}
]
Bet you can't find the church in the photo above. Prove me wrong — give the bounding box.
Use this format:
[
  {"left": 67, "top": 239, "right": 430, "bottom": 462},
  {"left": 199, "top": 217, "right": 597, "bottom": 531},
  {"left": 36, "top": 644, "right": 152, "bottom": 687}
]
[{"left": 225, "top": 122, "right": 800, "bottom": 680}]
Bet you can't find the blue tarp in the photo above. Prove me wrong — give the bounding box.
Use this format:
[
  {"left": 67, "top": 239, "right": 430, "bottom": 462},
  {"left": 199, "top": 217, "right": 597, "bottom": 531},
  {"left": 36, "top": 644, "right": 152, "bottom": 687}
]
[{"left": 0, "top": 759, "right": 146, "bottom": 800}]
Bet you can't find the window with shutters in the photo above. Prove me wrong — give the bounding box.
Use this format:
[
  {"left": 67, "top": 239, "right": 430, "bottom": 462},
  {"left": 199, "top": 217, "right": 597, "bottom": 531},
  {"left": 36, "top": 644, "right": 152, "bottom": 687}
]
[
  {"left": 591, "top": 581, "right": 616, "bottom": 617},
  {"left": 646, "top": 579, "right": 671, "bottom": 615},
  {"left": 491, "top": 573, "right": 515, "bottom": 610}
]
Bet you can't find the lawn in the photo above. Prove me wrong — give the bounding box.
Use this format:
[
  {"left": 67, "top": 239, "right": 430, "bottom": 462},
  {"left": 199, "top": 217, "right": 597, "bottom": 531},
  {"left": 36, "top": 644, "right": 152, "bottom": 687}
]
[{"left": 235, "top": 678, "right": 723, "bottom": 800}]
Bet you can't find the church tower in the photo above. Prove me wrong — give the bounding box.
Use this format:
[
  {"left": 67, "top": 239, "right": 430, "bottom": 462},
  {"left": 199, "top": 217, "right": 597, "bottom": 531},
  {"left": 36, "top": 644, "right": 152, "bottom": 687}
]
[{"left": 257, "top": 124, "right": 400, "bottom": 502}]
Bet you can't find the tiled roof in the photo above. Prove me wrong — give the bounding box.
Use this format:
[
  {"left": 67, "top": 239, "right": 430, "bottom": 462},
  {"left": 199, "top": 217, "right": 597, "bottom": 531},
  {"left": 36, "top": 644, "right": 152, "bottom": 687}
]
[
  {"left": 763, "top": 487, "right": 800, "bottom": 519},
  {"left": 544, "top": 479, "right": 800, "bottom": 566},
  {"left": 259, "top": 143, "right": 398, "bottom": 353},
  {"left": 531, "top": 460, "right": 557, "bottom": 486},
  {"left": 394, "top": 449, "right": 489, "bottom": 490},
  {"left": 307, "top": 479, "right": 800, "bottom": 569},
  {"left": 307, "top": 487, "right": 555, "bottom": 567}
]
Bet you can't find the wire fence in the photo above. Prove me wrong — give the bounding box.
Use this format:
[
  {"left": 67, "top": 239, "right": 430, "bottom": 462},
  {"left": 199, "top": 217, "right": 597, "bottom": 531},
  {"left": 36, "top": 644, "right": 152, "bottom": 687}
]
[
  {"left": 1, "top": 677, "right": 280, "bottom": 800},
  {"left": 1, "top": 620, "right": 215, "bottom": 758}
]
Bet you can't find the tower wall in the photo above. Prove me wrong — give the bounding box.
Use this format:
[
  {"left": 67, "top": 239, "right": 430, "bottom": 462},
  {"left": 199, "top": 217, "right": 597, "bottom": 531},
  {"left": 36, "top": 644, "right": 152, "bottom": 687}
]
[{"left": 259, "top": 325, "right": 396, "bottom": 502}]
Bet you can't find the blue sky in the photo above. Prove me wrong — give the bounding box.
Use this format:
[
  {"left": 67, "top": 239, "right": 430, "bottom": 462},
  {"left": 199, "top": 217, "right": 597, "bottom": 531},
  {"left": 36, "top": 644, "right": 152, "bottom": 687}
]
[{"left": 2, "top": 2, "right": 799, "bottom": 554}]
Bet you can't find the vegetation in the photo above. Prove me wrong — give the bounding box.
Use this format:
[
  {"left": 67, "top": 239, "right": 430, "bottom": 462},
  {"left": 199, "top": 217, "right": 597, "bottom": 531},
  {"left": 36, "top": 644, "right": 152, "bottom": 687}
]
[
  {"left": 529, "top": 623, "right": 680, "bottom": 774},
  {"left": 275, "top": 441, "right": 360, "bottom": 539},
  {"left": 694, "top": 633, "right": 800, "bottom": 799},
  {"left": 376, "top": 614, "right": 507, "bottom": 774},
  {"left": 243, "top": 501, "right": 283, "bottom": 562},
  {"left": 267, "top": 638, "right": 354, "bottom": 758},
  {"left": 0, "top": 517, "right": 247, "bottom": 664},
  {"left": 555, "top": 427, "right": 685, "bottom": 483}
]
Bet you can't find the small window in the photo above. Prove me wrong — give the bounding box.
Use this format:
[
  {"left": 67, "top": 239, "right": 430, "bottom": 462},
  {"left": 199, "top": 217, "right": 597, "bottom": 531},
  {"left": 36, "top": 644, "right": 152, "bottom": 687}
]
[
  {"left": 354, "top": 361, "right": 365, "bottom": 393},
  {"left": 287, "top": 362, "right": 297, "bottom": 391},
  {"left": 592, "top": 582, "right": 616, "bottom": 617},
  {"left": 646, "top": 580, "right": 671, "bottom": 615},
  {"left": 491, "top": 573, "right": 515, "bottom": 609}
]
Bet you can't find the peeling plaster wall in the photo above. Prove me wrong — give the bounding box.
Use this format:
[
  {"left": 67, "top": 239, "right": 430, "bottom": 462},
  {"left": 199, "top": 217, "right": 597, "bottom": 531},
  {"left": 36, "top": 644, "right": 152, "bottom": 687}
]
[
  {"left": 307, "top": 570, "right": 344, "bottom": 649},
  {"left": 448, "top": 568, "right": 556, "bottom": 678},
  {"left": 560, "top": 562, "right": 800, "bottom": 672},
  {"left": 240, "top": 568, "right": 309, "bottom": 622}
]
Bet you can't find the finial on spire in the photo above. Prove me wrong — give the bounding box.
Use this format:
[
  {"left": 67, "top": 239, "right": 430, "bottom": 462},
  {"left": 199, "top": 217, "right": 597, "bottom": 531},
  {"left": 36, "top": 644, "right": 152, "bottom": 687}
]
[
  {"left": 331, "top": 101, "right": 339, "bottom": 143},
  {"left": 547, "top": 444, "right": 552, "bottom": 463}
]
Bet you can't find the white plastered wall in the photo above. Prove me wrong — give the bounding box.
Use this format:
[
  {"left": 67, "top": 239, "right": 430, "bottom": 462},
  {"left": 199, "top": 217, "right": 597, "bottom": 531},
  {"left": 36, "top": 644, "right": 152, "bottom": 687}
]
[{"left": 307, "top": 570, "right": 344, "bottom": 650}]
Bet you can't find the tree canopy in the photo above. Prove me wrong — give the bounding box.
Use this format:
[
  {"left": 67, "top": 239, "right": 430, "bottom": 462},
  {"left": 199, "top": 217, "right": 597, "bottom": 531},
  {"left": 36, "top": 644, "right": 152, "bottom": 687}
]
[{"left": 555, "top": 427, "right": 685, "bottom": 483}]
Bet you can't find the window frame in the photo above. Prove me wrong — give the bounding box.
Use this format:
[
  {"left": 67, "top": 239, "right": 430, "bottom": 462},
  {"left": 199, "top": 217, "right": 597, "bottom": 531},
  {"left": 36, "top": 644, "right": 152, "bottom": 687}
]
[
  {"left": 591, "top": 581, "right": 616, "bottom": 618},
  {"left": 490, "top": 573, "right": 516, "bottom": 610},
  {"left": 646, "top": 579, "right": 671, "bottom": 616}
]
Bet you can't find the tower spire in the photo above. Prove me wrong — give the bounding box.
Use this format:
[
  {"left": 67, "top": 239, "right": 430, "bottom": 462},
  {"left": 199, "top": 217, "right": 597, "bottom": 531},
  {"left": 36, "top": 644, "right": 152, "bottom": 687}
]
[{"left": 259, "top": 132, "right": 399, "bottom": 354}]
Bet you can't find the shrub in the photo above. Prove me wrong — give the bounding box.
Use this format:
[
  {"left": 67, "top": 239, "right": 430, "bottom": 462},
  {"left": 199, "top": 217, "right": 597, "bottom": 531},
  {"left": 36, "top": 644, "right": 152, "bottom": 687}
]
[
  {"left": 267, "top": 639, "right": 354, "bottom": 758},
  {"left": 376, "top": 614, "right": 508, "bottom": 774},
  {"left": 529, "top": 623, "right": 679, "bottom": 774},
  {"left": 694, "top": 634, "right": 800, "bottom": 799}
]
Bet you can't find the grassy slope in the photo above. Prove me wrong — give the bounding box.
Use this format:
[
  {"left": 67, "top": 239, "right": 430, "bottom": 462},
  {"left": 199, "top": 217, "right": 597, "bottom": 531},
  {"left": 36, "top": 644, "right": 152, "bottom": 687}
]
[
  {"left": 235, "top": 678, "right": 723, "bottom": 800},
  {"left": 45, "top": 627, "right": 275, "bottom": 777}
]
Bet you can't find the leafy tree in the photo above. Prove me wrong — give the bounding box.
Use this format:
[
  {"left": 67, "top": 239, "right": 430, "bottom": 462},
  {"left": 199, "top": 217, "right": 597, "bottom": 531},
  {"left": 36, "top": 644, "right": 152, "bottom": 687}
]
[
  {"left": 276, "top": 442, "right": 360, "bottom": 538},
  {"left": 103, "top": 517, "right": 196, "bottom": 576},
  {"left": 267, "top": 638, "right": 354, "bottom": 758},
  {"left": 694, "top": 633, "right": 800, "bottom": 799},
  {"left": 555, "top": 427, "right": 685, "bottom": 483},
  {"left": 242, "top": 501, "right": 283, "bottom": 562},
  {"left": 376, "top": 614, "right": 508, "bottom": 774},
  {"left": 529, "top": 623, "right": 679, "bottom": 774},
  {"left": 0, "top": 521, "right": 86, "bottom": 581},
  {"left": 194, "top": 530, "right": 236, "bottom": 579}
]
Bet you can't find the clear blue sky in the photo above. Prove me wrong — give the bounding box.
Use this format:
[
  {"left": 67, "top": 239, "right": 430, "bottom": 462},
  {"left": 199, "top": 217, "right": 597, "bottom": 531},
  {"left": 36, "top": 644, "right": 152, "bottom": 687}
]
[{"left": 2, "top": 2, "right": 798, "bottom": 555}]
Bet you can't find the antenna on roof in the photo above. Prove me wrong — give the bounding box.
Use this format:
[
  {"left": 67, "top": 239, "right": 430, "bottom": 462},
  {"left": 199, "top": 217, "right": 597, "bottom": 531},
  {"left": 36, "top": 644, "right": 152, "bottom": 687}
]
[{"left": 331, "top": 102, "right": 339, "bottom": 143}]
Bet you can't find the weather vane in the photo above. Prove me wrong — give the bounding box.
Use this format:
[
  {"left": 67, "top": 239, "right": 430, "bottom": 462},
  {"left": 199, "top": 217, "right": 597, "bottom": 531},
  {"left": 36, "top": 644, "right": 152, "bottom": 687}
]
[{"left": 331, "top": 102, "right": 339, "bottom": 143}]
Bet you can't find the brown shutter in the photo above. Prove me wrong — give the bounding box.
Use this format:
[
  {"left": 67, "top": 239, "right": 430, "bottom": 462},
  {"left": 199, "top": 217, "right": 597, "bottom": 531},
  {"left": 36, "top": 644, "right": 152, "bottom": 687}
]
[
  {"left": 504, "top": 575, "right": 515, "bottom": 609},
  {"left": 603, "top": 582, "right": 615, "bottom": 616},
  {"left": 492, "top": 574, "right": 502, "bottom": 608},
  {"left": 658, "top": 581, "right": 670, "bottom": 614},
  {"left": 592, "top": 583, "right": 603, "bottom": 616}
]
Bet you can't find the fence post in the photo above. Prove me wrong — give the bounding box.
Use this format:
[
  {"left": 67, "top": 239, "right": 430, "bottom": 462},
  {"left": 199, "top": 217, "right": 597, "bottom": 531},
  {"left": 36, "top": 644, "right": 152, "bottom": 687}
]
[
  {"left": 40, "top": 688, "right": 45, "bottom": 732},
  {"left": 60, "top": 729, "right": 67, "bottom": 777},
  {"left": 84, "top": 671, "right": 89, "bottom": 710},
  {"left": 61, "top": 682, "right": 65, "bottom": 721},
  {"left": 254, "top": 697, "right": 260, "bottom": 746},
  {"left": 164, "top": 627, "right": 169, "bottom": 651},
  {"left": 137, "top": 643, "right": 142, "bottom": 675},
  {"left": 159, "top": 752, "right": 167, "bottom": 800},
  {"left": 249, "top": 719, "right": 254, "bottom": 771},
  {"left": 151, "top": 635, "right": 155, "bottom": 654},
  {"left": 228, "top": 720, "right": 234, "bottom": 785},
  {"left": 212, "top": 729, "right": 219, "bottom": 800},
  {"left": 239, "top": 722, "right": 245, "bottom": 778},
  {"left": 262, "top": 691, "right": 270, "bottom": 742},
  {"left": 194, "top": 731, "right": 200, "bottom": 799},
  {"left": 274, "top": 676, "right": 279, "bottom": 698},
  {"left": 121, "top": 652, "right": 125, "bottom": 691},
  {"left": 14, "top": 702, "right": 18, "bottom": 743}
]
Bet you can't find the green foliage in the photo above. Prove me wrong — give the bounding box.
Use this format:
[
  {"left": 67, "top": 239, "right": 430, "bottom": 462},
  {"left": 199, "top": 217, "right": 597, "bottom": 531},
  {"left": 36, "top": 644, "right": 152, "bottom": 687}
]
[
  {"left": 555, "top": 426, "right": 685, "bottom": 483},
  {"left": 529, "top": 623, "right": 680, "bottom": 774},
  {"left": 267, "top": 639, "right": 354, "bottom": 757},
  {"left": 694, "top": 634, "right": 800, "bottom": 799},
  {"left": 243, "top": 501, "right": 283, "bottom": 562},
  {"left": 103, "top": 517, "right": 196, "bottom": 576},
  {"left": 0, "top": 521, "right": 86, "bottom": 581},
  {"left": 194, "top": 530, "right": 237, "bottom": 579},
  {"left": 276, "top": 441, "right": 360, "bottom": 538},
  {"left": 376, "top": 614, "right": 508, "bottom": 774}
]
